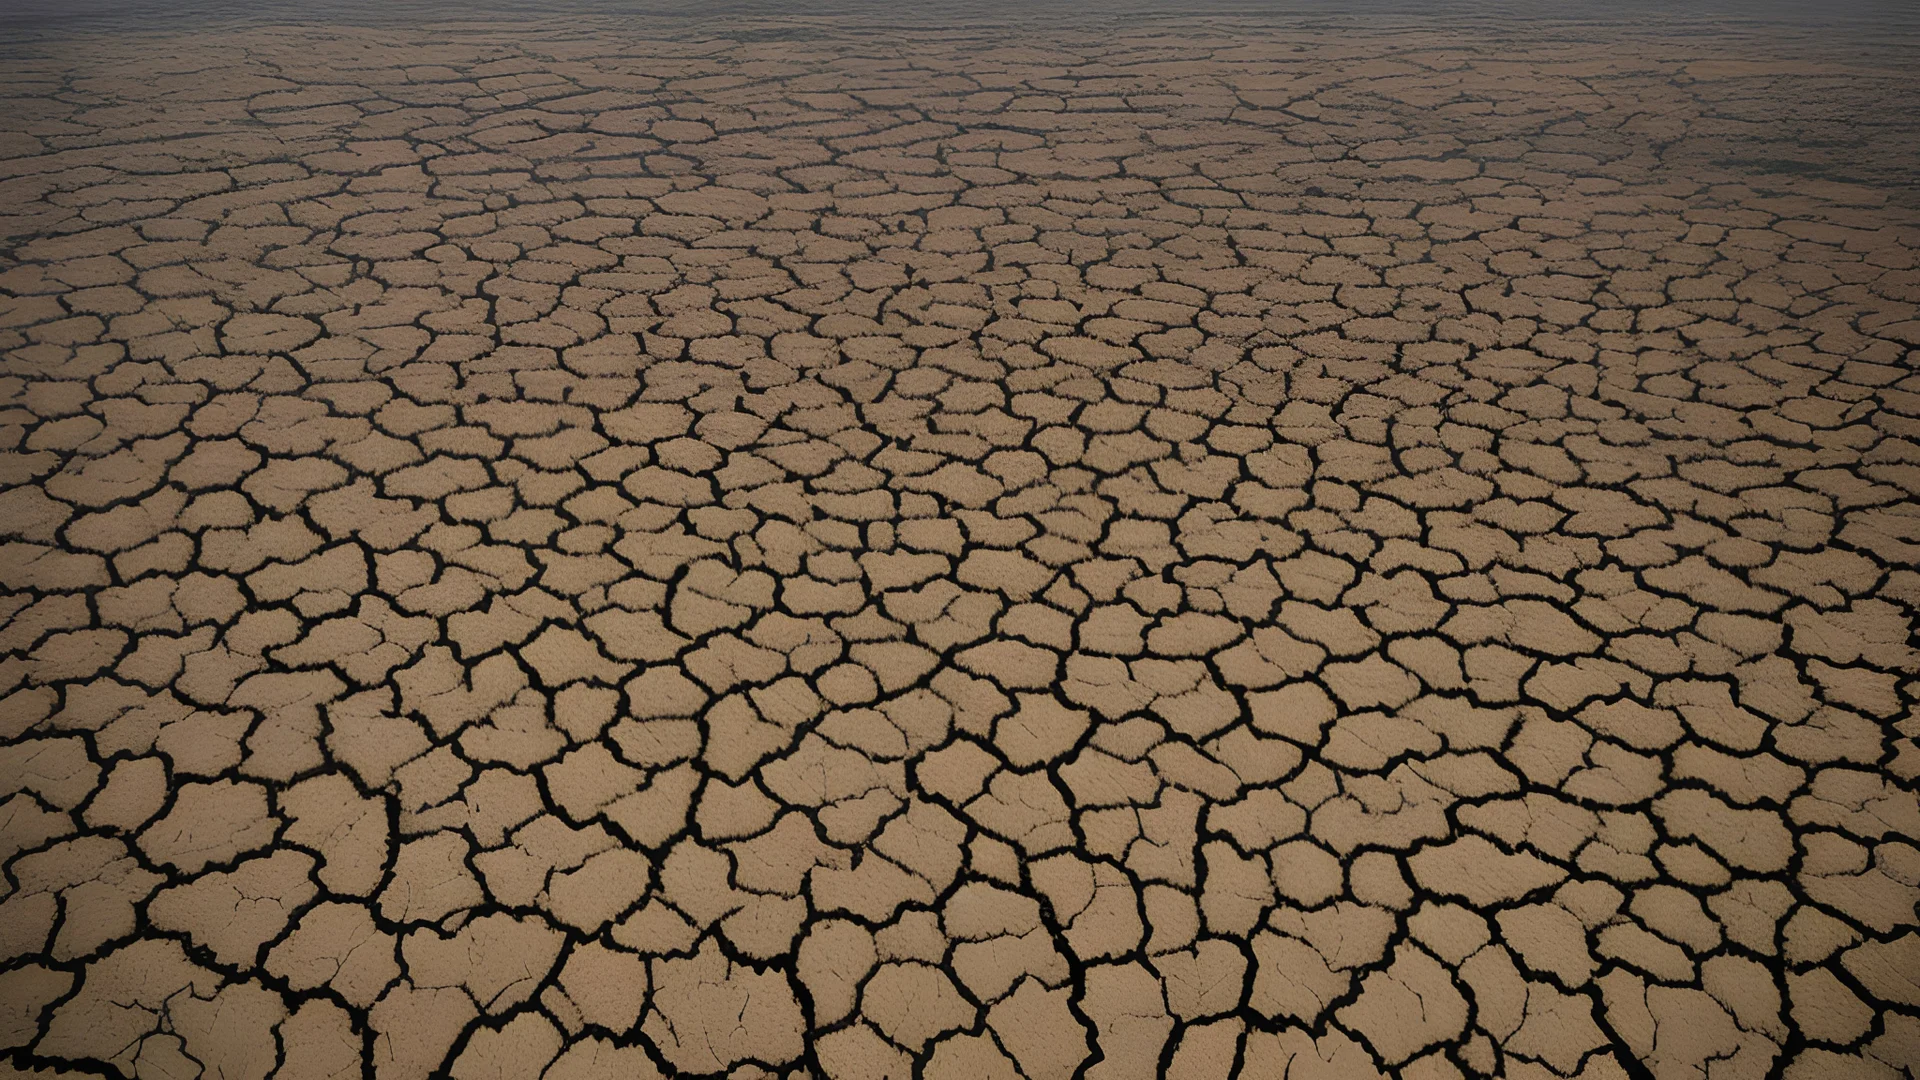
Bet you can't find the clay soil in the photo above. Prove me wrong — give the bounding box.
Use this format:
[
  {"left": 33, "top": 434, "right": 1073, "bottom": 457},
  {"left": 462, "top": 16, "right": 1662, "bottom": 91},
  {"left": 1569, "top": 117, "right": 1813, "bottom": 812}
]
[{"left": 2, "top": 7, "right": 1918, "bottom": 1079}]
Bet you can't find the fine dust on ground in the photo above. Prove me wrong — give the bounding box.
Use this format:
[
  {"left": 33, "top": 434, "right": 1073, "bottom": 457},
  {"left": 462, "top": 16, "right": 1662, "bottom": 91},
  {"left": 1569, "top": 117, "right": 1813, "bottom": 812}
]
[{"left": 1, "top": 7, "right": 1918, "bottom": 1080}]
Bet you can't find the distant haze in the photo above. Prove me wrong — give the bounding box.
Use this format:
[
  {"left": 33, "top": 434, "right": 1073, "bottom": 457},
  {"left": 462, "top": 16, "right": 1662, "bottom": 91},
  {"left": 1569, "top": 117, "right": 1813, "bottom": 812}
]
[{"left": 8, "top": 0, "right": 1920, "bottom": 33}]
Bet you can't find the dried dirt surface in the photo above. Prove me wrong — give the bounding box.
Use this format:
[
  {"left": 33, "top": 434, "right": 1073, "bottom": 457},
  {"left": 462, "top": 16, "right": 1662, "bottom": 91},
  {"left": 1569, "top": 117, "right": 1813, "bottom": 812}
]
[{"left": 2, "top": 10, "right": 1919, "bottom": 1080}]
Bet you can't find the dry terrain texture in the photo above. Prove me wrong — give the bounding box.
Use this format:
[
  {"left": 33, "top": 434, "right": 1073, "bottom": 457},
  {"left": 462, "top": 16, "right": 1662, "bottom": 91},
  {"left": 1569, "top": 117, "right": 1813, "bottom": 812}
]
[{"left": 1, "top": 13, "right": 1919, "bottom": 1080}]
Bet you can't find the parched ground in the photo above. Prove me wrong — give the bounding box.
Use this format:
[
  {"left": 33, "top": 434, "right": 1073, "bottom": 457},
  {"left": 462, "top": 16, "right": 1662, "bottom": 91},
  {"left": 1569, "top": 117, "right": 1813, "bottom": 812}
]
[{"left": 2, "top": 10, "right": 1919, "bottom": 1080}]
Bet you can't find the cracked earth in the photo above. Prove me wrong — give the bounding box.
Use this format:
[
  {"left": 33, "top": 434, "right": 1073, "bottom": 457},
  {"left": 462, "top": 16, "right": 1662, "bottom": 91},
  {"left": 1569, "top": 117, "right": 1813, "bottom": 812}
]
[{"left": 2, "top": 8, "right": 1919, "bottom": 1080}]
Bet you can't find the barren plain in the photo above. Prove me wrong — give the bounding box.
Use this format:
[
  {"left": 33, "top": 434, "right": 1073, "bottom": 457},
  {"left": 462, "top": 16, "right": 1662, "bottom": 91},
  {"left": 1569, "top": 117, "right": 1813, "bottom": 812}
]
[{"left": 1, "top": 8, "right": 1918, "bottom": 1079}]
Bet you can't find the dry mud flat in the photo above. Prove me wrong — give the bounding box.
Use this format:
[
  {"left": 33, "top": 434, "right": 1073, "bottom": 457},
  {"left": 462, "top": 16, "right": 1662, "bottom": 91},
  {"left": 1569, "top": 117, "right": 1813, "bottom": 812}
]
[{"left": 1, "top": 11, "right": 1919, "bottom": 1080}]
